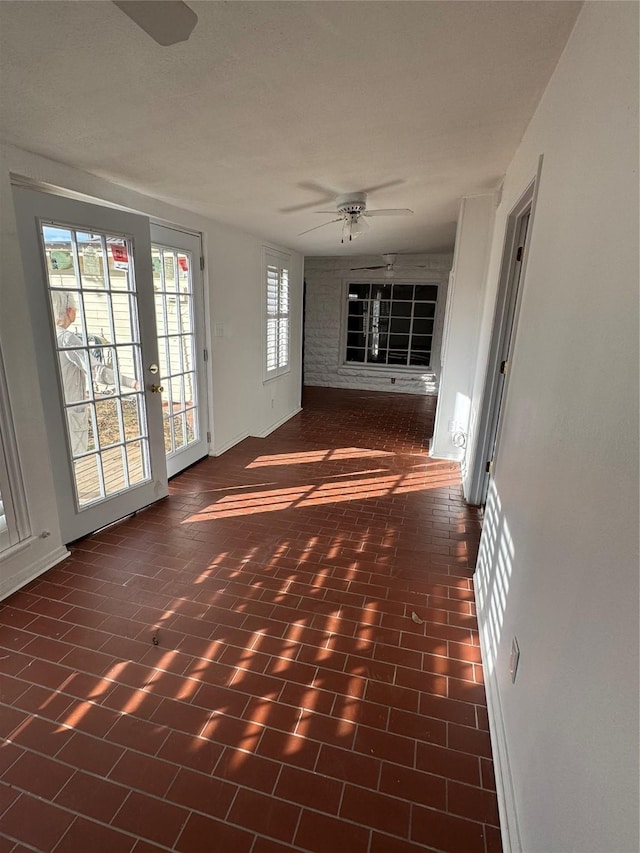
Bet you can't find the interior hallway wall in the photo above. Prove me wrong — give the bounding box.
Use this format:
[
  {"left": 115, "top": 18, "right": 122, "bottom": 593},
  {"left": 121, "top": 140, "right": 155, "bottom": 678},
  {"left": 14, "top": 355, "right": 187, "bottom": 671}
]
[
  {"left": 0, "top": 143, "right": 303, "bottom": 599},
  {"left": 469, "top": 4, "right": 639, "bottom": 851},
  {"left": 430, "top": 195, "right": 496, "bottom": 460}
]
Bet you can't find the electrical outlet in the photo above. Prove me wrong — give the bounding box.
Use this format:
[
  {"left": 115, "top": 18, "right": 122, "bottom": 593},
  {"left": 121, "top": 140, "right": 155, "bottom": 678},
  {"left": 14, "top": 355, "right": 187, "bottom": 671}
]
[{"left": 509, "top": 637, "right": 520, "bottom": 683}]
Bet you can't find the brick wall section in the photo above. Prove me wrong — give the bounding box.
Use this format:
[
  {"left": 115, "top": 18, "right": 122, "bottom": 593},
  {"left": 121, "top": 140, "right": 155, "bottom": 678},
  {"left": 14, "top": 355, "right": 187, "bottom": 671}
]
[{"left": 304, "top": 254, "right": 452, "bottom": 396}]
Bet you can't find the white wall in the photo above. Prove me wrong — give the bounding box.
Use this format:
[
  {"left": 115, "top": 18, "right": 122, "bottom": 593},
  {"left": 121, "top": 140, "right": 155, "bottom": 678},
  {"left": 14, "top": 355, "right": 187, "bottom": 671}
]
[
  {"left": 304, "top": 254, "right": 451, "bottom": 396},
  {"left": 0, "top": 143, "right": 303, "bottom": 598},
  {"left": 431, "top": 194, "right": 496, "bottom": 460},
  {"left": 468, "top": 4, "right": 639, "bottom": 852}
]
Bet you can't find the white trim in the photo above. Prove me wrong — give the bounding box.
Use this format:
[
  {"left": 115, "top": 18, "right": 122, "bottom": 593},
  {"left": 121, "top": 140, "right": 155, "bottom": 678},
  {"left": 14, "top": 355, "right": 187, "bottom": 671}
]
[
  {"left": 476, "top": 573, "right": 523, "bottom": 853},
  {"left": 211, "top": 431, "right": 250, "bottom": 457},
  {"left": 0, "top": 544, "right": 69, "bottom": 602},
  {"left": 209, "top": 407, "right": 302, "bottom": 452},
  {"left": 337, "top": 364, "right": 434, "bottom": 377},
  {"left": 465, "top": 160, "right": 542, "bottom": 505},
  {"left": 256, "top": 406, "right": 302, "bottom": 438},
  {"left": 429, "top": 447, "right": 462, "bottom": 462},
  {"left": 0, "top": 344, "right": 31, "bottom": 549}
]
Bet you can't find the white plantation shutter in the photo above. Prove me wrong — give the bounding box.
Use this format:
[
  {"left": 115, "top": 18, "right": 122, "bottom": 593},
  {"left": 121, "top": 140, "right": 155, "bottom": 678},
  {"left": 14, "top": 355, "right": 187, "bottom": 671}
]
[{"left": 264, "top": 250, "right": 290, "bottom": 378}]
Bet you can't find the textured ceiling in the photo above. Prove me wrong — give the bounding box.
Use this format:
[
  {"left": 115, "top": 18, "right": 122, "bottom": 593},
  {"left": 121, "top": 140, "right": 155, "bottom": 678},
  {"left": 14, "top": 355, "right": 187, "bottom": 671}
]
[{"left": 0, "top": 1, "right": 581, "bottom": 255}]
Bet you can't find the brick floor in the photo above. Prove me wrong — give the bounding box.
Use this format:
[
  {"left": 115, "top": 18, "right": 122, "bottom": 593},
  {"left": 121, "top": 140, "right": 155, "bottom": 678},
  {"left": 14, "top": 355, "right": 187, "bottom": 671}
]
[{"left": 0, "top": 387, "right": 501, "bottom": 852}]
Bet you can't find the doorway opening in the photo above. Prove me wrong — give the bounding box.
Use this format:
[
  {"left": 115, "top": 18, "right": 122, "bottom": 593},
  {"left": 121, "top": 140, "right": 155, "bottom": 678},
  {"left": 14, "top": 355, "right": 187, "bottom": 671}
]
[{"left": 466, "top": 173, "right": 538, "bottom": 506}]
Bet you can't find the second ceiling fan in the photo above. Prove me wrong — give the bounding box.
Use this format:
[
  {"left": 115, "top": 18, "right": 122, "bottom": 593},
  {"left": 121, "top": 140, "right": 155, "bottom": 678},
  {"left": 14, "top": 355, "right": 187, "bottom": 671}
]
[{"left": 350, "top": 253, "right": 432, "bottom": 278}]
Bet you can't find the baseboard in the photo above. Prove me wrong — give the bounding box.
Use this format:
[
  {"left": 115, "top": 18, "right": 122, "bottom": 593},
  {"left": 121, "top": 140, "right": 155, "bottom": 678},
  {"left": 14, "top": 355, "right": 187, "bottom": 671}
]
[
  {"left": 476, "top": 584, "right": 523, "bottom": 853},
  {"left": 429, "top": 446, "right": 463, "bottom": 461},
  {"left": 210, "top": 406, "right": 303, "bottom": 454},
  {"left": 256, "top": 406, "right": 302, "bottom": 439},
  {"left": 0, "top": 544, "right": 69, "bottom": 602},
  {"left": 211, "top": 432, "right": 249, "bottom": 457}
]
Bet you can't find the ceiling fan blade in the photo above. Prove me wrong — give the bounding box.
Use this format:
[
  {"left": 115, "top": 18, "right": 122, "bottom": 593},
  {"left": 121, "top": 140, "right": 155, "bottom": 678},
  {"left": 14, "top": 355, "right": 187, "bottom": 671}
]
[
  {"left": 359, "top": 179, "right": 405, "bottom": 195},
  {"left": 364, "top": 209, "right": 414, "bottom": 217},
  {"left": 113, "top": 1, "right": 197, "bottom": 46},
  {"left": 279, "top": 182, "right": 342, "bottom": 213},
  {"left": 297, "top": 218, "right": 342, "bottom": 237},
  {"left": 350, "top": 265, "right": 386, "bottom": 271},
  {"left": 280, "top": 199, "right": 335, "bottom": 214}
]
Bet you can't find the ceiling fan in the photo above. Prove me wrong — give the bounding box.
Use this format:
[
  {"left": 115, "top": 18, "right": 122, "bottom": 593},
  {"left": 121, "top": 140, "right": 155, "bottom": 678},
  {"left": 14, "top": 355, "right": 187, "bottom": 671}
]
[
  {"left": 351, "top": 253, "right": 431, "bottom": 278},
  {"left": 113, "top": 1, "right": 197, "bottom": 46},
  {"left": 298, "top": 192, "right": 413, "bottom": 243}
]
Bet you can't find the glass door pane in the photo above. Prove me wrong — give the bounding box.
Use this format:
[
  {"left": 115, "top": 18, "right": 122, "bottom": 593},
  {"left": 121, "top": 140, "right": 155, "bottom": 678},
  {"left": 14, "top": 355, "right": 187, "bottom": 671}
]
[
  {"left": 13, "top": 187, "right": 167, "bottom": 544},
  {"left": 150, "top": 225, "right": 208, "bottom": 477},
  {"left": 43, "top": 226, "right": 150, "bottom": 507}
]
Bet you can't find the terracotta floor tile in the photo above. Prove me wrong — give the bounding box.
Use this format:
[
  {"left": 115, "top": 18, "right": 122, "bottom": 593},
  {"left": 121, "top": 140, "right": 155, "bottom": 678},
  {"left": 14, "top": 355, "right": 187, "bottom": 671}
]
[
  {"left": 0, "top": 741, "right": 23, "bottom": 776},
  {"left": 447, "top": 779, "right": 501, "bottom": 826},
  {"left": 111, "top": 790, "right": 188, "bottom": 847},
  {"left": 416, "top": 742, "right": 481, "bottom": 786},
  {"left": 0, "top": 837, "right": 16, "bottom": 853},
  {"left": 379, "top": 761, "right": 447, "bottom": 811},
  {"left": 257, "top": 727, "right": 320, "bottom": 770},
  {"left": 0, "top": 780, "right": 20, "bottom": 817},
  {"left": 55, "top": 731, "right": 125, "bottom": 776},
  {"left": 53, "top": 816, "right": 136, "bottom": 853},
  {"left": 214, "top": 746, "right": 281, "bottom": 794},
  {"left": 6, "top": 714, "right": 74, "bottom": 757},
  {"left": 165, "top": 766, "right": 237, "bottom": 816},
  {"left": 54, "top": 769, "right": 129, "bottom": 823},
  {"left": 1, "top": 792, "right": 74, "bottom": 852},
  {"left": 0, "top": 388, "right": 499, "bottom": 852},
  {"left": 274, "top": 764, "right": 343, "bottom": 813},
  {"left": 3, "top": 750, "right": 74, "bottom": 801},
  {"left": 341, "top": 783, "right": 411, "bottom": 837},
  {"left": 411, "top": 806, "right": 487, "bottom": 853},
  {"left": 294, "top": 808, "right": 370, "bottom": 853},
  {"left": 108, "top": 747, "right": 179, "bottom": 798},
  {"left": 174, "top": 811, "right": 254, "bottom": 853},
  {"left": 227, "top": 788, "right": 300, "bottom": 843}
]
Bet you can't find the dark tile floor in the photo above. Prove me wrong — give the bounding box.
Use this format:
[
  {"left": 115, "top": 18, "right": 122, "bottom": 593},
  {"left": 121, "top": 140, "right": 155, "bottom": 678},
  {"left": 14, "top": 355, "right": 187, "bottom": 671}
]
[{"left": 0, "top": 387, "right": 501, "bottom": 852}]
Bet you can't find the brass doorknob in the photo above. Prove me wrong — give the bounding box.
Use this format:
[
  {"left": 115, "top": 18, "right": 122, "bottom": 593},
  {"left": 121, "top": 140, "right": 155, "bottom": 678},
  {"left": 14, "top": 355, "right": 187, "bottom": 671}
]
[{"left": 150, "top": 384, "right": 164, "bottom": 393}]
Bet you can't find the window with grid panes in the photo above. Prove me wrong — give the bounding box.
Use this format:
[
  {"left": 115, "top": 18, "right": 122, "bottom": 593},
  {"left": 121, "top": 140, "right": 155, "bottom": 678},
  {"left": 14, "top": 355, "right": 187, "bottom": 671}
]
[
  {"left": 264, "top": 250, "right": 290, "bottom": 378},
  {"left": 345, "top": 282, "right": 439, "bottom": 367}
]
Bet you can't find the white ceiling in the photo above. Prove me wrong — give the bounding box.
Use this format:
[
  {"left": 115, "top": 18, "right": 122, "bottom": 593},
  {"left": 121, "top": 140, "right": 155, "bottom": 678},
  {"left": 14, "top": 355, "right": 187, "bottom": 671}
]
[{"left": 0, "top": 1, "right": 581, "bottom": 256}]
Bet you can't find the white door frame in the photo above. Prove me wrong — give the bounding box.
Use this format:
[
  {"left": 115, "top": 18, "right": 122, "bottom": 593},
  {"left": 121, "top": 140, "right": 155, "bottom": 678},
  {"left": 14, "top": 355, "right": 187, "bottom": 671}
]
[{"left": 466, "top": 159, "right": 542, "bottom": 505}]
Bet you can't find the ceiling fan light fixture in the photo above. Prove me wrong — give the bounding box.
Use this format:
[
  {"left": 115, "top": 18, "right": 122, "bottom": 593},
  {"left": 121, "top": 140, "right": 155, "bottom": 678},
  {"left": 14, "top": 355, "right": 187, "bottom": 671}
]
[
  {"left": 351, "top": 215, "right": 369, "bottom": 239},
  {"left": 341, "top": 214, "right": 369, "bottom": 243},
  {"left": 298, "top": 191, "right": 412, "bottom": 243}
]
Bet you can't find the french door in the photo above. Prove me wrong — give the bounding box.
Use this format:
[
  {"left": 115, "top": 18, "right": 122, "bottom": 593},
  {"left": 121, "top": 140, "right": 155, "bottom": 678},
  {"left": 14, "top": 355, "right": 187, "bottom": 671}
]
[
  {"left": 13, "top": 189, "right": 173, "bottom": 543},
  {"left": 150, "top": 224, "right": 208, "bottom": 477}
]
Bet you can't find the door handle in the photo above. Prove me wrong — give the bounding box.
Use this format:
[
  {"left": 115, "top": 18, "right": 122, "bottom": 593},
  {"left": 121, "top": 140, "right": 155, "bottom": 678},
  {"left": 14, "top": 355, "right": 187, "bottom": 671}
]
[{"left": 150, "top": 384, "right": 164, "bottom": 393}]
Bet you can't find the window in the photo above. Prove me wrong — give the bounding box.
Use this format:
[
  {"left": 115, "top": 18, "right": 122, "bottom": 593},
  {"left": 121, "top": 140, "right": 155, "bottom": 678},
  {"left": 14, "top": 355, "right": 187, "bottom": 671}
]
[
  {"left": 264, "top": 249, "right": 290, "bottom": 378},
  {"left": 345, "top": 282, "right": 439, "bottom": 367}
]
